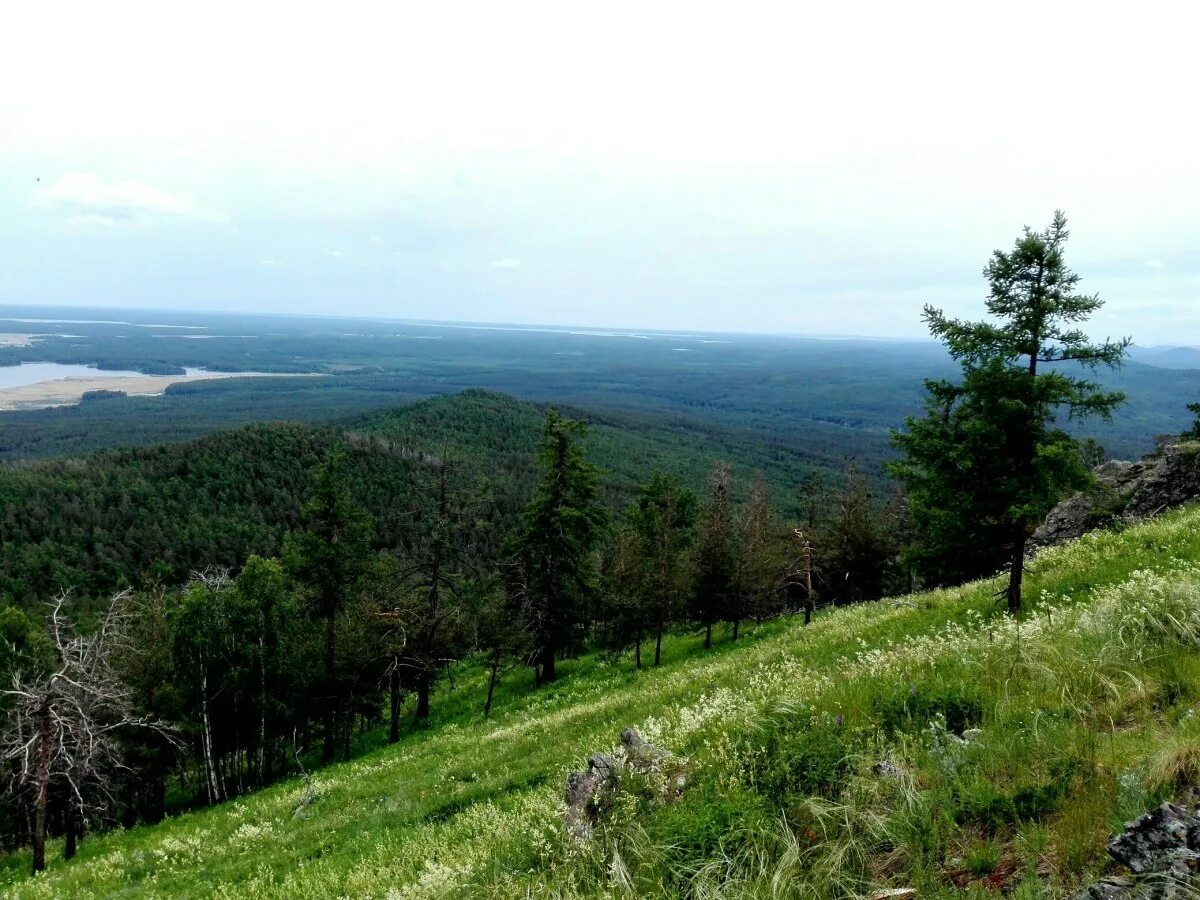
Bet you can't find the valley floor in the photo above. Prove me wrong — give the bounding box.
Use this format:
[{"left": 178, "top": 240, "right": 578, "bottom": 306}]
[{"left": 6, "top": 508, "right": 1200, "bottom": 898}]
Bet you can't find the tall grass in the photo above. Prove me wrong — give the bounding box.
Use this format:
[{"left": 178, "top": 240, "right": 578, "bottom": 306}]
[{"left": 6, "top": 506, "right": 1200, "bottom": 898}]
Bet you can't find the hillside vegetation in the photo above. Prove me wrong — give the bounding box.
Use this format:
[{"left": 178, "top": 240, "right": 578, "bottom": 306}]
[
  {"left": 0, "top": 391, "right": 821, "bottom": 607},
  {"left": 6, "top": 506, "right": 1200, "bottom": 898}
]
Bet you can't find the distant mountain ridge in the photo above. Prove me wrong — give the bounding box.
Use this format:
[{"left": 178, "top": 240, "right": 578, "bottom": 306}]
[{"left": 1127, "top": 344, "right": 1200, "bottom": 370}]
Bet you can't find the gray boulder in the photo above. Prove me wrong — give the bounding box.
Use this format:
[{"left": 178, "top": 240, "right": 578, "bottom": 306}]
[
  {"left": 1035, "top": 442, "right": 1200, "bottom": 547},
  {"left": 563, "top": 728, "right": 684, "bottom": 840},
  {"left": 1072, "top": 801, "right": 1200, "bottom": 899},
  {"left": 1108, "top": 803, "right": 1200, "bottom": 874}
]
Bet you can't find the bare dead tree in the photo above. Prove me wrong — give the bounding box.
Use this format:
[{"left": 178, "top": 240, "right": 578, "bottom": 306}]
[{"left": 1, "top": 591, "right": 178, "bottom": 874}]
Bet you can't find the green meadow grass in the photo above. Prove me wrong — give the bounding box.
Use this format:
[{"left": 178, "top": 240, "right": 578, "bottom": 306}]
[{"left": 7, "top": 507, "right": 1200, "bottom": 898}]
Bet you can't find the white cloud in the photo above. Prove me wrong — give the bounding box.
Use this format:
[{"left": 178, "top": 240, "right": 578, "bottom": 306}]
[
  {"left": 490, "top": 257, "right": 521, "bottom": 269},
  {"left": 1145, "top": 259, "right": 1165, "bottom": 269},
  {"left": 327, "top": 250, "right": 346, "bottom": 258},
  {"left": 38, "top": 173, "right": 219, "bottom": 223},
  {"left": 65, "top": 213, "right": 120, "bottom": 228},
  {"left": 259, "top": 258, "right": 284, "bottom": 267}
]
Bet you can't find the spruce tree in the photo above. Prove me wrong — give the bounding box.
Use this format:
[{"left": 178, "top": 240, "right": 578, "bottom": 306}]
[
  {"left": 512, "top": 411, "right": 606, "bottom": 683},
  {"left": 627, "top": 472, "right": 697, "bottom": 666},
  {"left": 692, "top": 463, "right": 736, "bottom": 648},
  {"left": 393, "top": 457, "right": 478, "bottom": 722},
  {"left": 284, "top": 449, "right": 373, "bottom": 762},
  {"left": 890, "top": 211, "right": 1128, "bottom": 612}
]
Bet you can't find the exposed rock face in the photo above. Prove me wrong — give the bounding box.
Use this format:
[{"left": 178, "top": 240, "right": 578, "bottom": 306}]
[
  {"left": 1073, "top": 802, "right": 1200, "bottom": 899},
  {"left": 563, "top": 727, "right": 685, "bottom": 840},
  {"left": 1035, "top": 442, "right": 1200, "bottom": 547}
]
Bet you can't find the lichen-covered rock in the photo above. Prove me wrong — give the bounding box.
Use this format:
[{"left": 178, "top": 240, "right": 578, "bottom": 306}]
[
  {"left": 1072, "top": 801, "right": 1200, "bottom": 899},
  {"left": 1108, "top": 802, "right": 1200, "bottom": 874},
  {"left": 1035, "top": 442, "right": 1200, "bottom": 547},
  {"left": 563, "top": 728, "right": 686, "bottom": 840}
]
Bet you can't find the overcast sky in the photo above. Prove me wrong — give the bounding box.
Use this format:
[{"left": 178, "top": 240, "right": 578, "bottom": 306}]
[{"left": 2, "top": 1, "right": 1197, "bottom": 343}]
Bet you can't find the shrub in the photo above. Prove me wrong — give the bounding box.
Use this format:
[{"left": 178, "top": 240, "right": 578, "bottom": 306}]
[
  {"left": 646, "top": 780, "right": 770, "bottom": 866},
  {"left": 953, "top": 758, "right": 1079, "bottom": 830},
  {"left": 874, "top": 683, "right": 984, "bottom": 736},
  {"left": 750, "top": 712, "right": 862, "bottom": 804}
]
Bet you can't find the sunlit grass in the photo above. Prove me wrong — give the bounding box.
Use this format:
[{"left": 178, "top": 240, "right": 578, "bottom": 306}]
[{"left": 6, "top": 506, "right": 1200, "bottom": 898}]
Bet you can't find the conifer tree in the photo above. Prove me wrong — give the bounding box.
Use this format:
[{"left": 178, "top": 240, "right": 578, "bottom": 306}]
[
  {"left": 823, "top": 464, "right": 895, "bottom": 605},
  {"left": 627, "top": 472, "right": 697, "bottom": 666},
  {"left": 511, "top": 411, "right": 606, "bottom": 683},
  {"left": 731, "top": 474, "right": 788, "bottom": 638},
  {"left": 285, "top": 449, "right": 373, "bottom": 761},
  {"left": 598, "top": 525, "right": 650, "bottom": 667},
  {"left": 692, "top": 463, "right": 736, "bottom": 648},
  {"left": 392, "top": 457, "right": 479, "bottom": 722},
  {"left": 891, "top": 212, "right": 1128, "bottom": 612}
]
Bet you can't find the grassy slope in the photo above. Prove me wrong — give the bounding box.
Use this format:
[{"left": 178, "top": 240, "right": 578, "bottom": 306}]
[{"left": 7, "top": 509, "right": 1200, "bottom": 898}]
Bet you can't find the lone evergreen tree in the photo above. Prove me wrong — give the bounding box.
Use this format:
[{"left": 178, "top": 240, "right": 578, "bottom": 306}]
[{"left": 891, "top": 211, "right": 1128, "bottom": 613}]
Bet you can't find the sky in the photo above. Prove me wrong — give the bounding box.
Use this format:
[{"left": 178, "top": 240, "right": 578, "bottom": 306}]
[{"left": 2, "top": 1, "right": 1198, "bottom": 343}]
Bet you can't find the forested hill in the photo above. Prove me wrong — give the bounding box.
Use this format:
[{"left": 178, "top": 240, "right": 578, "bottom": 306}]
[{"left": 0, "top": 390, "right": 831, "bottom": 608}]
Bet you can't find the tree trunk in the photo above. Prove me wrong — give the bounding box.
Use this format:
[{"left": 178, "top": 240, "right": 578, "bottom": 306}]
[
  {"left": 539, "top": 642, "right": 557, "bottom": 684},
  {"left": 150, "top": 776, "right": 166, "bottom": 823},
  {"left": 342, "top": 705, "right": 354, "bottom": 761},
  {"left": 389, "top": 665, "right": 402, "bottom": 742},
  {"left": 64, "top": 805, "right": 79, "bottom": 860},
  {"left": 258, "top": 634, "right": 268, "bottom": 787},
  {"left": 484, "top": 651, "right": 501, "bottom": 718},
  {"left": 321, "top": 608, "right": 337, "bottom": 764},
  {"left": 654, "top": 623, "right": 664, "bottom": 667},
  {"left": 1007, "top": 525, "right": 1026, "bottom": 614},
  {"left": 30, "top": 702, "right": 51, "bottom": 874},
  {"left": 199, "top": 651, "right": 223, "bottom": 804},
  {"left": 414, "top": 672, "right": 432, "bottom": 720},
  {"left": 704, "top": 620, "right": 713, "bottom": 649},
  {"left": 31, "top": 790, "right": 46, "bottom": 874}
]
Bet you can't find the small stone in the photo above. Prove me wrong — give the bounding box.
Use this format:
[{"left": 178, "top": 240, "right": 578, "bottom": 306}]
[
  {"left": 870, "top": 889, "right": 915, "bottom": 900},
  {"left": 1071, "top": 875, "right": 1134, "bottom": 900}
]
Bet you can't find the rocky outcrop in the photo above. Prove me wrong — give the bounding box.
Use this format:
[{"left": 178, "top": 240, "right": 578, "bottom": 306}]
[
  {"left": 1035, "top": 441, "right": 1200, "bottom": 546},
  {"left": 1073, "top": 801, "right": 1200, "bottom": 899},
  {"left": 564, "top": 727, "right": 685, "bottom": 840}
]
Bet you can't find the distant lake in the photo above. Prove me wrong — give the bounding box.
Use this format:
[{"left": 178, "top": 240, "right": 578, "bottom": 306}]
[{"left": 0, "top": 362, "right": 149, "bottom": 388}]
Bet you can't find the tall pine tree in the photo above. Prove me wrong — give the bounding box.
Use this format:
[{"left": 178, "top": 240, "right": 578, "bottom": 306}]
[
  {"left": 692, "top": 463, "right": 736, "bottom": 648},
  {"left": 891, "top": 212, "right": 1128, "bottom": 612},
  {"left": 511, "top": 411, "right": 606, "bottom": 683},
  {"left": 284, "top": 449, "right": 373, "bottom": 762}
]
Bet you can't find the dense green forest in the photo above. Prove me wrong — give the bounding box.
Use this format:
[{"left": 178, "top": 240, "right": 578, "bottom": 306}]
[
  {"left": 2, "top": 305, "right": 1197, "bottom": 465},
  {"left": 0, "top": 391, "right": 835, "bottom": 607}
]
